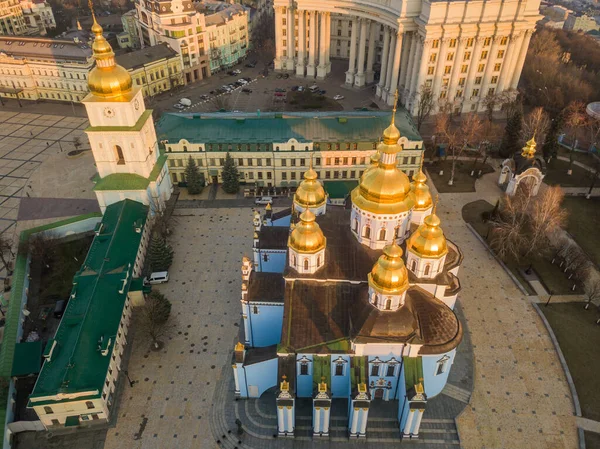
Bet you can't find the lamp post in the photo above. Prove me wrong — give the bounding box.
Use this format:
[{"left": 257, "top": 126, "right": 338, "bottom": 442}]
[
  {"left": 544, "top": 290, "right": 555, "bottom": 307},
  {"left": 124, "top": 370, "right": 135, "bottom": 387}
]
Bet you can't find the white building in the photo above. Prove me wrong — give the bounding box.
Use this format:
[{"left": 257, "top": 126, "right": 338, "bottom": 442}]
[
  {"left": 20, "top": 0, "right": 55, "bottom": 35},
  {"left": 272, "top": 0, "right": 541, "bottom": 114}
]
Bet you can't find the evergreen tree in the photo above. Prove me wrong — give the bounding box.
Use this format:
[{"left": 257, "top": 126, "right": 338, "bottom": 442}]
[
  {"left": 499, "top": 106, "right": 523, "bottom": 158},
  {"left": 184, "top": 156, "right": 203, "bottom": 194},
  {"left": 148, "top": 235, "right": 174, "bottom": 272},
  {"left": 542, "top": 116, "right": 562, "bottom": 161},
  {"left": 221, "top": 152, "right": 240, "bottom": 194}
]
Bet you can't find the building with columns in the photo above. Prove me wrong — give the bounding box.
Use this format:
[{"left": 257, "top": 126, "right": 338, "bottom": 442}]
[
  {"left": 231, "top": 102, "right": 464, "bottom": 440},
  {"left": 272, "top": 0, "right": 541, "bottom": 114}
]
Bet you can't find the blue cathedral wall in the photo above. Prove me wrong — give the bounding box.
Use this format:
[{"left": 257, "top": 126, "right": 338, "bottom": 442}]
[
  {"left": 254, "top": 249, "right": 286, "bottom": 273},
  {"left": 330, "top": 355, "right": 351, "bottom": 398},
  {"left": 397, "top": 367, "right": 409, "bottom": 429},
  {"left": 296, "top": 354, "right": 314, "bottom": 398},
  {"left": 421, "top": 349, "right": 456, "bottom": 398},
  {"left": 237, "top": 358, "right": 278, "bottom": 398},
  {"left": 246, "top": 303, "right": 284, "bottom": 347},
  {"left": 270, "top": 215, "right": 291, "bottom": 227}
]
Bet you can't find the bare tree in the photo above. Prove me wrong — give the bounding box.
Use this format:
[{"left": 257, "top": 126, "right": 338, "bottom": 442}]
[
  {"left": 22, "top": 232, "right": 58, "bottom": 269},
  {"left": 139, "top": 291, "right": 173, "bottom": 350},
  {"left": 414, "top": 84, "right": 434, "bottom": 131},
  {"left": 435, "top": 111, "right": 484, "bottom": 186},
  {"left": 0, "top": 234, "right": 14, "bottom": 273},
  {"left": 563, "top": 101, "right": 588, "bottom": 174},
  {"left": 210, "top": 95, "right": 231, "bottom": 112},
  {"left": 526, "top": 186, "right": 568, "bottom": 259},
  {"left": 558, "top": 242, "right": 577, "bottom": 269},
  {"left": 585, "top": 275, "right": 600, "bottom": 310},
  {"left": 521, "top": 107, "right": 550, "bottom": 145}
]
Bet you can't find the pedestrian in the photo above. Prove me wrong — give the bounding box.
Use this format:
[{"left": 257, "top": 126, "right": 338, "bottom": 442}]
[{"left": 46, "top": 142, "right": 49, "bottom": 147}]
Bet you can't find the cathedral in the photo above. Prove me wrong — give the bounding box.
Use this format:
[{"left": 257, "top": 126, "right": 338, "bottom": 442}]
[{"left": 233, "top": 95, "right": 464, "bottom": 439}]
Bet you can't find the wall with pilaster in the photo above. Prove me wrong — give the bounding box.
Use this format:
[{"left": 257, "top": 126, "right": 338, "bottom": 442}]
[{"left": 421, "top": 349, "right": 456, "bottom": 398}]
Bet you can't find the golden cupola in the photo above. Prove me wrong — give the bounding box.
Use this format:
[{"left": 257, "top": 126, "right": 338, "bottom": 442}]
[
  {"left": 410, "top": 162, "right": 432, "bottom": 211},
  {"left": 288, "top": 209, "right": 326, "bottom": 254},
  {"left": 294, "top": 159, "right": 326, "bottom": 210},
  {"left": 87, "top": 11, "right": 133, "bottom": 98},
  {"left": 406, "top": 204, "right": 448, "bottom": 258},
  {"left": 521, "top": 136, "right": 537, "bottom": 158},
  {"left": 351, "top": 91, "right": 414, "bottom": 215},
  {"left": 368, "top": 243, "right": 409, "bottom": 294}
]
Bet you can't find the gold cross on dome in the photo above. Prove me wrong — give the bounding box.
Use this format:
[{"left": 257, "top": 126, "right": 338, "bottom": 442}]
[
  {"left": 433, "top": 194, "right": 439, "bottom": 213},
  {"left": 393, "top": 90, "right": 399, "bottom": 114}
]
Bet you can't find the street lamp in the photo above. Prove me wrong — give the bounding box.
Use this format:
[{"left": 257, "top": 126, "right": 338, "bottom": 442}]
[
  {"left": 544, "top": 290, "right": 555, "bottom": 307},
  {"left": 124, "top": 370, "right": 135, "bottom": 387}
]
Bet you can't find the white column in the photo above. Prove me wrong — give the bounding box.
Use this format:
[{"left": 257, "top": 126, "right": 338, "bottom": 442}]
[
  {"left": 296, "top": 10, "right": 306, "bottom": 77},
  {"left": 232, "top": 365, "right": 240, "bottom": 394},
  {"left": 354, "top": 19, "right": 369, "bottom": 87},
  {"left": 398, "top": 31, "right": 411, "bottom": 91},
  {"left": 323, "top": 407, "right": 330, "bottom": 434},
  {"left": 317, "top": 12, "right": 328, "bottom": 79},
  {"left": 402, "top": 32, "right": 417, "bottom": 101},
  {"left": 345, "top": 18, "right": 359, "bottom": 85},
  {"left": 510, "top": 30, "right": 532, "bottom": 89},
  {"left": 384, "top": 32, "right": 396, "bottom": 93},
  {"left": 408, "top": 37, "right": 427, "bottom": 105},
  {"left": 359, "top": 408, "right": 368, "bottom": 435},
  {"left": 447, "top": 36, "right": 467, "bottom": 101},
  {"left": 464, "top": 36, "right": 484, "bottom": 108},
  {"left": 386, "top": 31, "right": 403, "bottom": 104},
  {"left": 350, "top": 407, "right": 359, "bottom": 434},
  {"left": 307, "top": 10, "right": 317, "bottom": 77},
  {"left": 432, "top": 37, "right": 449, "bottom": 99},
  {"left": 365, "top": 21, "right": 377, "bottom": 84},
  {"left": 286, "top": 7, "right": 295, "bottom": 70},
  {"left": 287, "top": 406, "right": 294, "bottom": 432},
  {"left": 480, "top": 35, "right": 501, "bottom": 102},
  {"left": 325, "top": 13, "right": 331, "bottom": 74},
  {"left": 277, "top": 406, "right": 285, "bottom": 433},
  {"left": 412, "top": 409, "right": 425, "bottom": 437},
  {"left": 313, "top": 407, "right": 321, "bottom": 434},
  {"left": 274, "top": 6, "right": 284, "bottom": 70},
  {"left": 403, "top": 409, "right": 415, "bottom": 436},
  {"left": 376, "top": 27, "right": 390, "bottom": 96},
  {"left": 496, "top": 32, "right": 519, "bottom": 93}
]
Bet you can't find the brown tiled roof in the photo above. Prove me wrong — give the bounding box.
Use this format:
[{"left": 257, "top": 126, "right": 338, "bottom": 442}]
[
  {"left": 270, "top": 207, "right": 292, "bottom": 222},
  {"left": 247, "top": 271, "right": 285, "bottom": 303},
  {"left": 244, "top": 345, "right": 277, "bottom": 366},
  {"left": 277, "top": 354, "right": 296, "bottom": 391},
  {"left": 257, "top": 227, "right": 288, "bottom": 250}
]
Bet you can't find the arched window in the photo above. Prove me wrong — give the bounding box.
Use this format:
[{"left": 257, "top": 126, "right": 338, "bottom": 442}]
[
  {"left": 317, "top": 255, "right": 321, "bottom": 267},
  {"left": 44, "top": 406, "right": 53, "bottom": 414},
  {"left": 276, "top": 146, "right": 280, "bottom": 151},
  {"left": 86, "top": 401, "right": 95, "bottom": 409},
  {"left": 253, "top": 305, "right": 259, "bottom": 314},
  {"left": 304, "top": 259, "right": 309, "bottom": 270},
  {"left": 411, "top": 260, "right": 417, "bottom": 272},
  {"left": 183, "top": 145, "right": 188, "bottom": 152},
  {"left": 353, "top": 218, "right": 359, "bottom": 232},
  {"left": 305, "top": 146, "right": 308, "bottom": 150},
  {"left": 394, "top": 226, "right": 400, "bottom": 239},
  {"left": 371, "top": 292, "right": 376, "bottom": 305},
  {"left": 115, "top": 145, "right": 125, "bottom": 165},
  {"left": 292, "top": 254, "right": 296, "bottom": 267},
  {"left": 291, "top": 145, "right": 295, "bottom": 151},
  {"left": 363, "top": 226, "right": 371, "bottom": 239},
  {"left": 378, "top": 228, "right": 386, "bottom": 241},
  {"left": 424, "top": 265, "right": 430, "bottom": 276},
  {"left": 385, "top": 298, "right": 392, "bottom": 310}
]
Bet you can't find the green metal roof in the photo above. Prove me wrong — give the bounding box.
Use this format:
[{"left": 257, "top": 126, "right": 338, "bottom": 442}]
[
  {"left": 156, "top": 111, "right": 422, "bottom": 145},
  {"left": 323, "top": 181, "right": 358, "bottom": 199},
  {"left": 404, "top": 356, "right": 424, "bottom": 391},
  {"left": 94, "top": 173, "right": 150, "bottom": 191},
  {"left": 11, "top": 341, "right": 43, "bottom": 377},
  {"left": 29, "top": 200, "right": 148, "bottom": 403}
]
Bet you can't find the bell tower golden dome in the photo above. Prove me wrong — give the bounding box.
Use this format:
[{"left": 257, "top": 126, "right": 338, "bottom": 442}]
[
  {"left": 406, "top": 198, "right": 448, "bottom": 259},
  {"left": 410, "top": 157, "right": 433, "bottom": 213},
  {"left": 87, "top": 0, "right": 133, "bottom": 99},
  {"left": 288, "top": 209, "right": 326, "bottom": 274},
  {"left": 293, "top": 157, "right": 327, "bottom": 215}
]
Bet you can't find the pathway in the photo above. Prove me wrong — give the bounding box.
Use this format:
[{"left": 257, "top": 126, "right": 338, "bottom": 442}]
[{"left": 429, "top": 170, "right": 579, "bottom": 449}]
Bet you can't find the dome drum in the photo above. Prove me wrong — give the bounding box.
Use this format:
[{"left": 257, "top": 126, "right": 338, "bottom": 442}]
[
  {"left": 294, "top": 166, "right": 327, "bottom": 216},
  {"left": 287, "top": 209, "right": 326, "bottom": 274},
  {"left": 406, "top": 212, "right": 449, "bottom": 261},
  {"left": 351, "top": 206, "right": 412, "bottom": 249}
]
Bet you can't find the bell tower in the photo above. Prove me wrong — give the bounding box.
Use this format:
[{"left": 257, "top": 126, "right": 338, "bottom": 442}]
[{"left": 82, "top": 0, "right": 172, "bottom": 213}]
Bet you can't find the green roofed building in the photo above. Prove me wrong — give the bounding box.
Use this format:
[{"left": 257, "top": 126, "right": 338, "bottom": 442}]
[
  {"left": 28, "top": 199, "right": 150, "bottom": 429},
  {"left": 155, "top": 111, "right": 424, "bottom": 188}
]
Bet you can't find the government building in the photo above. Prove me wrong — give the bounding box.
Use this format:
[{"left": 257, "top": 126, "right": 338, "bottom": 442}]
[
  {"left": 232, "top": 99, "right": 463, "bottom": 439},
  {"left": 273, "top": 0, "right": 541, "bottom": 113},
  {"left": 156, "top": 110, "right": 424, "bottom": 191}
]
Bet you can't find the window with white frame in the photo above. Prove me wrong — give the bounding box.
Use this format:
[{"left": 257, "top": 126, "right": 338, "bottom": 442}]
[
  {"left": 333, "top": 357, "right": 346, "bottom": 376},
  {"left": 435, "top": 355, "right": 450, "bottom": 376}
]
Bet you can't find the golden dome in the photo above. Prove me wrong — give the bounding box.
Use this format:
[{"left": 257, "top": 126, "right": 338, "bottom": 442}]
[
  {"left": 87, "top": 15, "right": 133, "bottom": 98},
  {"left": 521, "top": 135, "right": 537, "bottom": 158},
  {"left": 294, "top": 162, "right": 326, "bottom": 209},
  {"left": 368, "top": 243, "right": 409, "bottom": 294},
  {"left": 351, "top": 89, "right": 413, "bottom": 215},
  {"left": 288, "top": 209, "right": 326, "bottom": 254},
  {"left": 411, "top": 168, "right": 432, "bottom": 211},
  {"left": 406, "top": 206, "right": 448, "bottom": 258}
]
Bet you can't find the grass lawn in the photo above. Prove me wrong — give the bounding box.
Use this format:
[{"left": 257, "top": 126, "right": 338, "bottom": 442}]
[
  {"left": 541, "top": 302, "right": 600, "bottom": 422},
  {"left": 461, "top": 199, "right": 580, "bottom": 295},
  {"left": 562, "top": 196, "right": 600, "bottom": 267},
  {"left": 544, "top": 158, "right": 593, "bottom": 188},
  {"left": 287, "top": 91, "right": 343, "bottom": 111},
  {"left": 427, "top": 159, "right": 494, "bottom": 193},
  {"left": 557, "top": 146, "right": 598, "bottom": 166},
  {"left": 586, "top": 432, "right": 600, "bottom": 449}
]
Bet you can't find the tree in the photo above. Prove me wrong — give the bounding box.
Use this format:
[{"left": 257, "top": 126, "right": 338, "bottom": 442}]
[
  {"left": 499, "top": 103, "right": 523, "bottom": 158},
  {"left": 585, "top": 275, "right": 600, "bottom": 310},
  {"left": 221, "top": 152, "right": 240, "bottom": 194},
  {"left": 184, "top": 156, "right": 203, "bottom": 195},
  {"left": 139, "top": 291, "right": 172, "bottom": 349},
  {"left": 210, "top": 95, "right": 230, "bottom": 112},
  {"left": 23, "top": 232, "right": 58, "bottom": 269},
  {"left": 490, "top": 186, "right": 567, "bottom": 263},
  {"left": 585, "top": 161, "right": 600, "bottom": 199},
  {"left": 148, "top": 235, "right": 174, "bottom": 272},
  {"left": 521, "top": 107, "right": 550, "bottom": 145},
  {"left": 563, "top": 101, "right": 588, "bottom": 174},
  {"left": 414, "top": 84, "right": 434, "bottom": 131},
  {"left": 542, "top": 115, "right": 563, "bottom": 161},
  {"left": 0, "top": 234, "right": 13, "bottom": 274},
  {"left": 435, "top": 111, "right": 483, "bottom": 186}
]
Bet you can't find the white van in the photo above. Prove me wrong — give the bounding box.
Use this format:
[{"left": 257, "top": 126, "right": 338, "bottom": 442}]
[
  {"left": 147, "top": 271, "right": 169, "bottom": 284},
  {"left": 179, "top": 98, "right": 192, "bottom": 107},
  {"left": 309, "top": 84, "right": 319, "bottom": 92}
]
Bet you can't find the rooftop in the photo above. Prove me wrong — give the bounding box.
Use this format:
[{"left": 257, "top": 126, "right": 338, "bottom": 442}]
[
  {"left": 156, "top": 111, "right": 423, "bottom": 144},
  {"left": 0, "top": 36, "right": 92, "bottom": 62},
  {"left": 29, "top": 200, "right": 148, "bottom": 402},
  {"left": 115, "top": 43, "right": 178, "bottom": 71}
]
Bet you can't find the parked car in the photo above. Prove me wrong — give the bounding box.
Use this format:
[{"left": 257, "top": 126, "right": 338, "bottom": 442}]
[
  {"left": 234, "top": 81, "right": 243, "bottom": 87},
  {"left": 147, "top": 271, "right": 169, "bottom": 285},
  {"left": 255, "top": 196, "right": 273, "bottom": 205},
  {"left": 232, "top": 69, "right": 242, "bottom": 75},
  {"left": 54, "top": 299, "right": 67, "bottom": 319},
  {"left": 200, "top": 94, "right": 210, "bottom": 100},
  {"left": 275, "top": 88, "right": 287, "bottom": 92},
  {"left": 318, "top": 90, "right": 326, "bottom": 95},
  {"left": 242, "top": 88, "right": 252, "bottom": 93},
  {"left": 227, "top": 70, "right": 236, "bottom": 76},
  {"left": 309, "top": 84, "right": 319, "bottom": 92},
  {"left": 243, "top": 77, "right": 252, "bottom": 82},
  {"left": 283, "top": 73, "right": 289, "bottom": 79},
  {"left": 245, "top": 61, "right": 257, "bottom": 68},
  {"left": 237, "top": 79, "right": 248, "bottom": 85},
  {"left": 209, "top": 90, "right": 216, "bottom": 95},
  {"left": 179, "top": 98, "right": 192, "bottom": 106},
  {"left": 297, "top": 86, "right": 304, "bottom": 92},
  {"left": 333, "top": 95, "right": 345, "bottom": 100},
  {"left": 291, "top": 85, "right": 299, "bottom": 91},
  {"left": 173, "top": 103, "right": 185, "bottom": 110},
  {"left": 274, "top": 92, "right": 285, "bottom": 97}
]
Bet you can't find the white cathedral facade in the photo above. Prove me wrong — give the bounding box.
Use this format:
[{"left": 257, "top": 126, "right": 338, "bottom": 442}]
[{"left": 233, "top": 96, "right": 464, "bottom": 439}]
